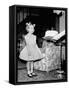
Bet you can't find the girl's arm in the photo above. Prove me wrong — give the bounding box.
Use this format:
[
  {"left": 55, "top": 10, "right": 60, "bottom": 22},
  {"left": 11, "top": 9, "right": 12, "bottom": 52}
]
[{"left": 19, "top": 35, "right": 26, "bottom": 52}]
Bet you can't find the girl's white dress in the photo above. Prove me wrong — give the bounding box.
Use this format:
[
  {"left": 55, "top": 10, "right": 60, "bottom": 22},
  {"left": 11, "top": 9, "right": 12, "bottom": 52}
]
[{"left": 19, "top": 34, "right": 43, "bottom": 61}]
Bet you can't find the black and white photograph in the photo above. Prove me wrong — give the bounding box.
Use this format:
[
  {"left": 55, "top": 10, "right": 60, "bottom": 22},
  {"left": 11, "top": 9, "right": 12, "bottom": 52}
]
[{"left": 9, "top": 5, "right": 67, "bottom": 85}]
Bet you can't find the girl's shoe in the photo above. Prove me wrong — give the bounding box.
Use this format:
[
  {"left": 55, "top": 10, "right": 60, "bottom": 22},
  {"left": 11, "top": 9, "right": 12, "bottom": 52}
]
[
  {"left": 27, "top": 73, "right": 33, "bottom": 78},
  {"left": 31, "top": 73, "right": 37, "bottom": 76}
]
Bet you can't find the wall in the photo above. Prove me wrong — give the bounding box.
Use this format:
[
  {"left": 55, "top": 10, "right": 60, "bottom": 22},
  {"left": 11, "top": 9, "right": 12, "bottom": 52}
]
[
  {"left": 59, "top": 12, "right": 65, "bottom": 32},
  {"left": 59, "top": 12, "right": 65, "bottom": 60}
]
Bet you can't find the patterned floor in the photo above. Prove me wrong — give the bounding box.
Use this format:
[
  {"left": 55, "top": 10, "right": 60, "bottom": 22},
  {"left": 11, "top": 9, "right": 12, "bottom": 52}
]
[
  {"left": 18, "top": 69, "right": 65, "bottom": 82},
  {"left": 17, "top": 60, "right": 65, "bottom": 82}
]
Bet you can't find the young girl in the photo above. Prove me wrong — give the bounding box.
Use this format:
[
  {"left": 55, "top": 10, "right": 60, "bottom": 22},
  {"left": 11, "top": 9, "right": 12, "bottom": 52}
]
[{"left": 19, "top": 21, "right": 44, "bottom": 77}]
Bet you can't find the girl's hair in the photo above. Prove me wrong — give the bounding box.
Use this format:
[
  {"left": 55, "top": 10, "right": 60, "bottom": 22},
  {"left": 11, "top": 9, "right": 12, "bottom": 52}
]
[
  {"left": 23, "top": 16, "right": 36, "bottom": 35},
  {"left": 24, "top": 16, "right": 35, "bottom": 24}
]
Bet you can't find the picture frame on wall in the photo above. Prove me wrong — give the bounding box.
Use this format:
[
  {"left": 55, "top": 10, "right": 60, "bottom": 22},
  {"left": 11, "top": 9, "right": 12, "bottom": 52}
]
[{"left": 9, "top": 5, "right": 67, "bottom": 85}]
